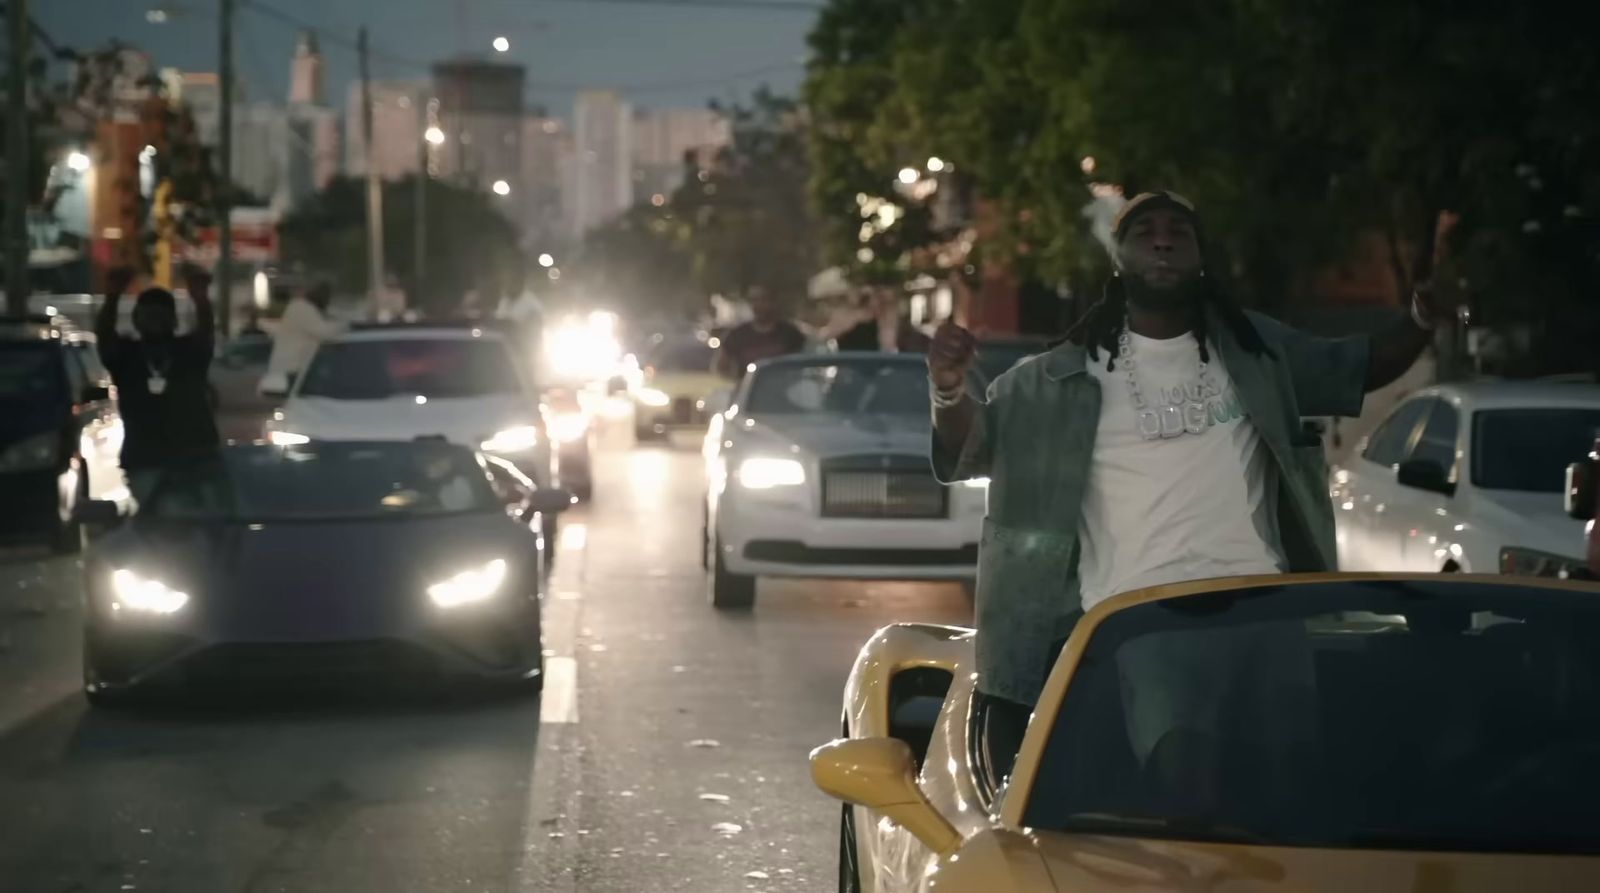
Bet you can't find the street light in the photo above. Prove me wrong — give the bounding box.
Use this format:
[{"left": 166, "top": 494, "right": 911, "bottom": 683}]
[
  {"left": 538, "top": 253, "right": 555, "bottom": 268},
  {"left": 897, "top": 167, "right": 919, "bottom": 185},
  {"left": 492, "top": 36, "right": 510, "bottom": 52},
  {"left": 65, "top": 150, "right": 91, "bottom": 173},
  {"left": 927, "top": 156, "right": 946, "bottom": 173},
  {"left": 424, "top": 126, "right": 446, "bottom": 146},
  {"left": 492, "top": 179, "right": 511, "bottom": 196}
]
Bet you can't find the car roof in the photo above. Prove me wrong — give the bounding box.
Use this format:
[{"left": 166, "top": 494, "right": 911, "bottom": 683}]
[{"left": 1420, "top": 380, "right": 1600, "bottom": 412}]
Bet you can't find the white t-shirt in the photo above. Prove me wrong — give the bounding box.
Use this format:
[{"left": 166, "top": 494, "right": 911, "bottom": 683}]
[
  {"left": 1078, "top": 331, "right": 1284, "bottom": 610},
  {"left": 264, "top": 297, "right": 345, "bottom": 384}
]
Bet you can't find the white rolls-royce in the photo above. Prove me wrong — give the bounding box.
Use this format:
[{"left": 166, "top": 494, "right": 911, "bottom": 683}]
[{"left": 701, "top": 353, "right": 986, "bottom": 608}]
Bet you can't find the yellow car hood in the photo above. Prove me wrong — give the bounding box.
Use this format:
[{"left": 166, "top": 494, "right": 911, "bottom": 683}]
[
  {"left": 1031, "top": 833, "right": 1600, "bottom": 892},
  {"left": 644, "top": 371, "right": 726, "bottom": 399}
]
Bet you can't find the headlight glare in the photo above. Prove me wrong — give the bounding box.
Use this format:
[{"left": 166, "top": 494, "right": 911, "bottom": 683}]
[
  {"left": 481, "top": 425, "right": 541, "bottom": 453},
  {"left": 268, "top": 430, "right": 311, "bottom": 446},
  {"left": 111, "top": 568, "right": 190, "bottom": 615},
  {"left": 428, "top": 558, "right": 509, "bottom": 608},
  {"left": 637, "top": 388, "right": 671, "bottom": 407},
  {"left": 549, "top": 413, "right": 588, "bottom": 443},
  {"left": 736, "top": 457, "right": 806, "bottom": 489},
  {"left": 959, "top": 477, "right": 991, "bottom": 489}
]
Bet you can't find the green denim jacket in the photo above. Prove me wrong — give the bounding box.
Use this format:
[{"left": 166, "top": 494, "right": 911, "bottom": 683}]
[{"left": 932, "top": 310, "right": 1370, "bottom": 706}]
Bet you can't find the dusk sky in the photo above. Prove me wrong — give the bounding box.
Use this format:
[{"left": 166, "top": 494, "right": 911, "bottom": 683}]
[{"left": 37, "top": 0, "right": 817, "bottom": 114}]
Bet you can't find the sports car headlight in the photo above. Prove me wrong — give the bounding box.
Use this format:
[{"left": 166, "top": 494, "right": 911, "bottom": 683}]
[
  {"left": 428, "top": 558, "right": 509, "bottom": 609},
  {"left": 548, "top": 413, "right": 588, "bottom": 443},
  {"left": 481, "top": 426, "right": 541, "bottom": 453},
  {"left": 0, "top": 431, "right": 58, "bottom": 472},
  {"left": 110, "top": 569, "right": 191, "bottom": 615},
  {"left": 736, "top": 457, "right": 806, "bottom": 489},
  {"left": 637, "top": 388, "right": 671, "bottom": 407}
]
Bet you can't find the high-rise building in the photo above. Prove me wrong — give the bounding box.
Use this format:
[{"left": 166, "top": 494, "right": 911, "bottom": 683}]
[
  {"left": 432, "top": 59, "right": 524, "bottom": 190},
  {"left": 573, "top": 90, "right": 633, "bottom": 238},
  {"left": 288, "top": 30, "right": 324, "bottom": 106},
  {"left": 631, "top": 107, "right": 730, "bottom": 202},
  {"left": 283, "top": 31, "right": 338, "bottom": 210},
  {"left": 521, "top": 116, "right": 575, "bottom": 252},
  {"left": 345, "top": 80, "right": 428, "bottom": 180}
]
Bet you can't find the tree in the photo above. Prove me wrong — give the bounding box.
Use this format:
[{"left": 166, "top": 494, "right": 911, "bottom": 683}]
[{"left": 278, "top": 175, "right": 523, "bottom": 317}]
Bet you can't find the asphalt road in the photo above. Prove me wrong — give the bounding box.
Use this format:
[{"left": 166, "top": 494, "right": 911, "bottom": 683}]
[{"left": 0, "top": 415, "right": 972, "bottom": 892}]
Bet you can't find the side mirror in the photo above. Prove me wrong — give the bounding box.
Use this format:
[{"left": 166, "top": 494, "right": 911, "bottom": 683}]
[
  {"left": 1567, "top": 456, "right": 1597, "bottom": 522},
  {"left": 74, "top": 499, "right": 123, "bottom": 528},
  {"left": 81, "top": 385, "right": 111, "bottom": 403},
  {"left": 1396, "top": 458, "right": 1455, "bottom": 496},
  {"left": 527, "top": 488, "right": 576, "bottom": 516},
  {"left": 809, "top": 737, "right": 961, "bottom": 855}
]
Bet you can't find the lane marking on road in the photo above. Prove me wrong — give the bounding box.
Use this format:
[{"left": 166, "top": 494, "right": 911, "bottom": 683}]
[{"left": 539, "top": 656, "right": 579, "bottom": 724}]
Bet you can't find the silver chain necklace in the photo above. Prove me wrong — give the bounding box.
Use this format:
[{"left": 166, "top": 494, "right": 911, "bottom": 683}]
[{"left": 1117, "top": 324, "right": 1219, "bottom": 441}]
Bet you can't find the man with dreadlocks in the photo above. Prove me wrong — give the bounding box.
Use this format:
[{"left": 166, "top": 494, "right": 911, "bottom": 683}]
[{"left": 929, "top": 191, "right": 1436, "bottom": 784}]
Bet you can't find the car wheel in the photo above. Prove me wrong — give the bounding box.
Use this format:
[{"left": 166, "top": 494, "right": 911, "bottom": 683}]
[
  {"left": 507, "top": 656, "right": 545, "bottom": 698},
  {"left": 51, "top": 467, "right": 88, "bottom": 555},
  {"left": 839, "top": 802, "right": 862, "bottom": 893},
  {"left": 82, "top": 639, "right": 128, "bottom": 709},
  {"left": 709, "top": 537, "right": 755, "bottom": 610}
]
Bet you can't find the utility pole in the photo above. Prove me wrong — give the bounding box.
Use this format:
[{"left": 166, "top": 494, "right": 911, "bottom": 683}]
[
  {"left": 217, "top": 0, "right": 234, "bottom": 336},
  {"left": 359, "top": 27, "right": 384, "bottom": 318},
  {"left": 5, "top": 0, "right": 30, "bottom": 316}
]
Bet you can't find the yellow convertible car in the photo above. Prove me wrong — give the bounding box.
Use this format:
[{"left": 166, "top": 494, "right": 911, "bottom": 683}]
[{"left": 811, "top": 573, "right": 1600, "bottom": 893}]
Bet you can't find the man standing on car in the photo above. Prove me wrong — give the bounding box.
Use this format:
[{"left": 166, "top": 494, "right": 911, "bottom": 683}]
[
  {"left": 717, "top": 286, "right": 806, "bottom": 380},
  {"left": 929, "top": 191, "right": 1438, "bottom": 782},
  {"left": 96, "top": 266, "right": 223, "bottom": 504},
  {"left": 263, "top": 281, "right": 343, "bottom": 392}
]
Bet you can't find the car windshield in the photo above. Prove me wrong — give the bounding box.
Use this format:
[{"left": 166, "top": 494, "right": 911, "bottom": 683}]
[
  {"left": 1473, "top": 408, "right": 1600, "bottom": 492},
  {"left": 648, "top": 340, "right": 714, "bottom": 373},
  {"left": 1026, "top": 579, "right": 1600, "bottom": 854},
  {"left": 143, "top": 442, "right": 500, "bottom": 521},
  {"left": 299, "top": 338, "right": 521, "bottom": 400},
  {"left": 745, "top": 360, "right": 928, "bottom": 416},
  {"left": 0, "top": 341, "right": 66, "bottom": 406}
]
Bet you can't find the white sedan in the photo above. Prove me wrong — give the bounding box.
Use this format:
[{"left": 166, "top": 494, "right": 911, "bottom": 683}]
[
  {"left": 264, "top": 324, "right": 559, "bottom": 539},
  {"left": 702, "top": 353, "right": 985, "bottom": 608},
  {"left": 1332, "top": 381, "right": 1600, "bottom": 577}
]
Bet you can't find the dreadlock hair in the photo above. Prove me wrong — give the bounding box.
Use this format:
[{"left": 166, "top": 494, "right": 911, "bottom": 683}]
[{"left": 1062, "top": 273, "right": 1273, "bottom": 372}]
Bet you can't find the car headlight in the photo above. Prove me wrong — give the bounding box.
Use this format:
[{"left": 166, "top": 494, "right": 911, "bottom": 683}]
[
  {"left": 0, "top": 431, "right": 58, "bottom": 472},
  {"left": 1500, "top": 546, "right": 1590, "bottom": 580},
  {"left": 959, "top": 477, "right": 990, "bottom": 489},
  {"left": 548, "top": 413, "right": 588, "bottom": 443},
  {"left": 637, "top": 388, "right": 671, "bottom": 407},
  {"left": 110, "top": 568, "right": 190, "bottom": 615},
  {"left": 481, "top": 425, "right": 541, "bottom": 453},
  {"left": 736, "top": 457, "right": 806, "bottom": 489},
  {"left": 268, "top": 430, "right": 311, "bottom": 446},
  {"left": 428, "top": 558, "right": 509, "bottom": 608}
]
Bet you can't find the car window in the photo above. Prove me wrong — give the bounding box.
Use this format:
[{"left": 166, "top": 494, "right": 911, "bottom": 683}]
[
  {"left": 1473, "top": 408, "right": 1600, "bottom": 493},
  {"left": 1025, "top": 579, "right": 1600, "bottom": 854},
  {"left": 1362, "top": 399, "right": 1431, "bottom": 467},
  {"left": 61, "top": 346, "right": 88, "bottom": 398},
  {"left": 0, "top": 341, "right": 68, "bottom": 407},
  {"left": 1410, "top": 400, "right": 1460, "bottom": 476},
  {"left": 145, "top": 442, "right": 500, "bottom": 521},
  {"left": 298, "top": 338, "right": 523, "bottom": 400}
]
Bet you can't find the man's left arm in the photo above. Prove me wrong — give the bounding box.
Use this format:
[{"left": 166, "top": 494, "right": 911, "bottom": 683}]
[
  {"left": 182, "top": 267, "right": 217, "bottom": 364},
  {"left": 1362, "top": 289, "right": 1436, "bottom": 392}
]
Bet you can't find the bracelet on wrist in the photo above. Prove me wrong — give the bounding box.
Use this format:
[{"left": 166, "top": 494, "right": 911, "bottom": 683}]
[
  {"left": 1410, "top": 293, "right": 1436, "bottom": 331},
  {"left": 931, "top": 383, "right": 966, "bottom": 409}
]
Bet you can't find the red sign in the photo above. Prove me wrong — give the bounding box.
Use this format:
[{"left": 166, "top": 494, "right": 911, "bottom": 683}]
[{"left": 181, "top": 211, "right": 280, "bottom": 266}]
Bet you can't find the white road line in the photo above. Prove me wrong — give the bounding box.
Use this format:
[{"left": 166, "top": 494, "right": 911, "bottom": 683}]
[{"left": 539, "top": 656, "right": 579, "bottom": 724}]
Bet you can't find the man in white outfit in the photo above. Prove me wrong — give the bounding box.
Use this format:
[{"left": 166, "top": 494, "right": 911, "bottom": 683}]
[{"left": 261, "top": 282, "right": 344, "bottom": 395}]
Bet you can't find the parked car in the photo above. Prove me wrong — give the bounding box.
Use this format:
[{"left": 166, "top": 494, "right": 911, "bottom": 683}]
[
  {"left": 0, "top": 314, "right": 127, "bottom": 552},
  {"left": 1331, "top": 382, "right": 1600, "bottom": 576},
  {"left": 813, "top": 572, "right": 1600, "bottom": 893},
  {"left": 701, "top": 353, "right": 984, "bottom": 608},
  {"left": 78, "top": 441, "right": 570, "bottom": 706}
]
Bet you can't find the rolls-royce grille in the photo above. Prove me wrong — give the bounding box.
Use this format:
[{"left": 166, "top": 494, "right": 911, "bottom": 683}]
[{"left": 821, "top": 456, "right": 946, "bottom": 519}]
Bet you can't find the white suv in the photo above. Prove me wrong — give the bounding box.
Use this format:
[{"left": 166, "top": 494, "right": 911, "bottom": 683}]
[{"left": 266, "top": 324, "right": 558, "bottom": 534}]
